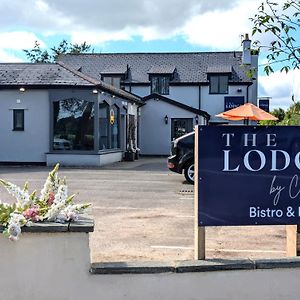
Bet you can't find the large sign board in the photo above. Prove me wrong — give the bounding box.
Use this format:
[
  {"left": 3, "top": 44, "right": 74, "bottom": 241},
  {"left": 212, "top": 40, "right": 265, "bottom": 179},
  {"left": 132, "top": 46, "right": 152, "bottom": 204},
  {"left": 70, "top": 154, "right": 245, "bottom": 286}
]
[{"left": 197, "top": 126, "right": 300, "bottom": 226}]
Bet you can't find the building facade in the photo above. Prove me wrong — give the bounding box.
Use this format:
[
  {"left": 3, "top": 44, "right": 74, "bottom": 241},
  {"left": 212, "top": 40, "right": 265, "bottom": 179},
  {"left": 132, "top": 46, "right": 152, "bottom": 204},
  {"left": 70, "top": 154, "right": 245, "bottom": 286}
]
[
  {"left": 0, "top": 36, "right": 258, "bottom": 163},
  {"left": 0, "top": 63, "right": 141, "bottom": 165},
  {"left": 59, "top": 36, "right": 258, "bottom": 155}
]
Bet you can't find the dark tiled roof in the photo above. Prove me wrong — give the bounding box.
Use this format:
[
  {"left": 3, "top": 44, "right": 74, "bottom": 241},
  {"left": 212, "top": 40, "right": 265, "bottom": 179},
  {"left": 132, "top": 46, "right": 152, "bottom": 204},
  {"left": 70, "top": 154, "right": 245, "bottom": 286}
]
[
  {"left": 100, "top": 65, "right": 128, "bottom": 74},
  {"left": 0, "top": 63, "right": 95, "bottom": 86},
  {"left": 59, "top": 52, "right": 252, "bottom": 84},
  {"left": 148, "top": 65, "right": 176, "bottom": 74},
  {"left": 0, "top": 62, "right": 142, "bottom": 103},
  {"left": 207, "top": 65, "right": 232, "bottom": 73}
]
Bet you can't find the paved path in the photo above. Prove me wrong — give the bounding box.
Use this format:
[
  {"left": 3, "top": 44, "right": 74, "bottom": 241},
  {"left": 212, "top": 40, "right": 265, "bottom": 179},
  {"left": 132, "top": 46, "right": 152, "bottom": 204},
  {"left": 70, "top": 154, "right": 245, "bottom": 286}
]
[{"left": 0, "top": 158, "right": 286, "bottom": 262}]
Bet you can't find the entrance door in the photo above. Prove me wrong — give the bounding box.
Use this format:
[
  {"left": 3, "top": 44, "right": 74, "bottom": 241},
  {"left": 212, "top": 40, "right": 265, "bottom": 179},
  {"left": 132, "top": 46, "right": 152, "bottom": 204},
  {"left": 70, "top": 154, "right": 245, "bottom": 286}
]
[{"left": 171, "top": 118, "right": 193, "bottom": 140}]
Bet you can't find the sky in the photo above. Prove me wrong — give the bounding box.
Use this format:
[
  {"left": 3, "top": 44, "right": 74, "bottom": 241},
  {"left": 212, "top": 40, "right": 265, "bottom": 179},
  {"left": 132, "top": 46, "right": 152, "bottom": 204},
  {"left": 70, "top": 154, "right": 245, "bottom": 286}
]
[{"left": 0, "top": 0, "right": 299, "bottom": 110}]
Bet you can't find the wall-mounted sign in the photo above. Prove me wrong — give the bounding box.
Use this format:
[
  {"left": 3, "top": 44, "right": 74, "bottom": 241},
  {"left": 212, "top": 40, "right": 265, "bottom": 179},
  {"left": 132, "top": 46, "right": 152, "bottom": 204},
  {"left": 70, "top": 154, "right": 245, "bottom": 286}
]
[
  {"left": 224, "top": 96, "right": 244, "bottom": 111},
  {"left": 197, "top": 125, "right": 300, "bottom": 226},
  {"left": 259, "top": 99, "right": 270, "bottom": 112},
  {"left": 110, "top": 109, "right": 115, "bottom": 125}
]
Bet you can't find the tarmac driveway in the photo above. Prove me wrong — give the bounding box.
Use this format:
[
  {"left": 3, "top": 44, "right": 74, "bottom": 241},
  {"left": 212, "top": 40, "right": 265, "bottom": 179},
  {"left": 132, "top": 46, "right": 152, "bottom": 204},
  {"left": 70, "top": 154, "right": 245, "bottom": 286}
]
[{"left": 0, "top": 158, "right": 287, "bottom": 262}]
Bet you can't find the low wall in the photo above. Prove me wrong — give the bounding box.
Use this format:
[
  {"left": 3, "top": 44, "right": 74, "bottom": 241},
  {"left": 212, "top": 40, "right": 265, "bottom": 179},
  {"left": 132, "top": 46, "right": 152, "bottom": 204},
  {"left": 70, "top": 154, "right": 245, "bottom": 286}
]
[
  {"left": 46, "top": 151, "right": 122, "bottom": 167},
  {"left": 2, "top": 220, "right": 300, "bottom": 300}
]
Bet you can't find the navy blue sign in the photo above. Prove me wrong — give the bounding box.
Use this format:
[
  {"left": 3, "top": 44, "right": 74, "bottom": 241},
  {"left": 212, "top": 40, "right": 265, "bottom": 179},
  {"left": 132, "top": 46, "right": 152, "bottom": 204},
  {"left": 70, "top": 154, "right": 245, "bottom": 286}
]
[
  {"left": 224, "top": 96, "right": 244, "bottom": 111},
  {"left": 197, "top": 126, "right": 300, "bottom": 226},
  {"left": 259, "top": 99, "right": 270, "bottom": 112}
]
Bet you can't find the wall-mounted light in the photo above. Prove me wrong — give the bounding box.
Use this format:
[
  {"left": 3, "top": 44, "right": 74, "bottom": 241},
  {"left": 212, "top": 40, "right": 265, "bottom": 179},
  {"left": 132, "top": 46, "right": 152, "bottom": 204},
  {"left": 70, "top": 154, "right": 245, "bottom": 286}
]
[
  {"left": 164, "top": 115, "right": 168, "bottom": 125},
  {"left": 195, "top": 115, "right": 199, "bottom": 125},
  {"left": 19, "top": 87, "right": 25, "bottom": 92},
  {"left": 92, "top": 89, "right": 98, "bottom": 94},
  {"left": 237, "top": 88, "right": 242, "bottom": 93}
]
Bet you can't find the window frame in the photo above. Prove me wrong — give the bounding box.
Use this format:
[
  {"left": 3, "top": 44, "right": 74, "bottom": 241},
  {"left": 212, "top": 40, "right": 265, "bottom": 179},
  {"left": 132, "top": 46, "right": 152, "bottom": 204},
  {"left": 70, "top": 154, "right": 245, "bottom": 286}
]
[
  {"left": 102, "top": 76, "right": 122, "bottom": 89},
  {"left": 52, "top": 98, "right": 95, "bottom": 152},
  {"left": 110, "top": 104, "right": 120, "bottom": 149},
  {"left": 13, "top": 109, "right": 24, "bottom": 131},
  {"left": 99, "top": 101, "right": 110, "bottom": 150},
  {"left": 150, "top": 75, "right": 170, "bottom": 95},
  {"left": 209, "top": 75, "right": 229, "bottom": 94}
]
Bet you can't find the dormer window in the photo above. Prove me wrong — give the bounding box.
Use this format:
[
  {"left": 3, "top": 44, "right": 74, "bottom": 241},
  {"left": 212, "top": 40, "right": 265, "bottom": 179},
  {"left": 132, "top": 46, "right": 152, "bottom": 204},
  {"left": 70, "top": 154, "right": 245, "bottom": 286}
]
[
  {"left": 207, "top": 66, "right": 232, "bottom": 95},
  {"left": 100, "top": 65, "right": 129, "bottom": 89},
  {"left": 102, "top": 76, "right": 121, "bottom": 89},
  {"left": 148, "top": 65, "right": 175, "bottom": 95},
  {"left": 151, "top": 76, "right": 170, "bottom": 95},
  {"left": 209, "top": 75, "right": 229, "bottom": 94}
]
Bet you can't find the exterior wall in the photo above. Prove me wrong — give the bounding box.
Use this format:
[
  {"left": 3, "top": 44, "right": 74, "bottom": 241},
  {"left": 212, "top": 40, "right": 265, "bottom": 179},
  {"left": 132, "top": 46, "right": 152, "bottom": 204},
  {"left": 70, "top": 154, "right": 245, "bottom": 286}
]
[
  {"left": 0, "top": 90, "right": 49, "bottom": 162},
  {"left": 249, "top": 54, "right": 259, "bottom": 105},
  {"left": 1, "top": 230, "right": 300, "bottom": 300},
  {"left": 140, "top": 99, "right": 199, "bottom": 155},
  {"left": 201, "top": 85, "right": 248, "bottom": 123},
  {"left": 169, "top": 86, "right": 199, "bottom": 108},
  {"left": 130, "top": 85, "right": 199, "bottom": 108},
  {"left": 130, "top": 86, "right": 150, "bottom": 97}
]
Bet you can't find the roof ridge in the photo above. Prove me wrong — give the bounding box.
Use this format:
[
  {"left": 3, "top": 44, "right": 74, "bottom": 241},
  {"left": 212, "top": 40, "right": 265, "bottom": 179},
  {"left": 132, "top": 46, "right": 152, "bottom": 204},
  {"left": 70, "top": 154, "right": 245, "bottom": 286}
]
[
  {"left": 57, "top": 62, "right": 142, "bottom": 103},
  {"left": 57, "top": 61, "right": 99, "bottom": 85},
  {"left": 62, "top": 51, "right": 242, "bottom": 56}
]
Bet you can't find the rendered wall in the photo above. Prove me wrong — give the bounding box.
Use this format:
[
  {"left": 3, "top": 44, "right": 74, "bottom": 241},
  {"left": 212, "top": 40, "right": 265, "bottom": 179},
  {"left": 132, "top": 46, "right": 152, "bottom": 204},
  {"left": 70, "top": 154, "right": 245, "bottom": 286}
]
[
  {"left": 139, "top": 99, "right": 201, "bottom": 155},
  {"left": 1, "top": 229, "right": 300, "bottom": 300},
  {"left": 201, "top": 85, "right": 248, "bottom": 123},
  {"left": 0, "top": 90, "right": 49, "bottom": 162}
]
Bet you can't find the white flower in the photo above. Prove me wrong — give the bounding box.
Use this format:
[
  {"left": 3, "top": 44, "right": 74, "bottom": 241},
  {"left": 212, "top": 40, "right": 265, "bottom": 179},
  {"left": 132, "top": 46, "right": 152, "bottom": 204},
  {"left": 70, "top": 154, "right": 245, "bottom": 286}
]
[
  {"left": 0, "top": 180, "right": 31, "bottom": 209},
  {"left": 8, "top": 223, "right": 21, "bottom": 240}
]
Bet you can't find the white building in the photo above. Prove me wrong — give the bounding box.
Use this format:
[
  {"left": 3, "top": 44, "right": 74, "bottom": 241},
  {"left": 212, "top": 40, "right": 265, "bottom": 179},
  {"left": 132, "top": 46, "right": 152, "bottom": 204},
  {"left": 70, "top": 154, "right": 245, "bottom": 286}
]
[
  {"left": 60, "top": 36, "right": 258, "bottom": 155},
  {"left": 0, "top": 36, "right": 258, "bottom": 164}
]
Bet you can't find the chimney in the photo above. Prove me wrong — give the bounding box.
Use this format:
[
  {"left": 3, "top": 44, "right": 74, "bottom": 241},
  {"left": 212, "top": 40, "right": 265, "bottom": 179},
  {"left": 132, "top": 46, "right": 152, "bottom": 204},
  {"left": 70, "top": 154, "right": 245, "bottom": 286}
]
[{"left": 242, "top": 33, "right": 251, "bottom": 65}]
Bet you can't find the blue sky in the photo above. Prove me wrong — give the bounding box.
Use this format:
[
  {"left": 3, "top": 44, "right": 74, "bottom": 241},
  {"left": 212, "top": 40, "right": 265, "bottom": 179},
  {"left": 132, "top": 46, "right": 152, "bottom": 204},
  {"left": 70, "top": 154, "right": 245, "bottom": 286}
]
[{"left": 0, "top": 0, "right": 299, "bottom": 109}]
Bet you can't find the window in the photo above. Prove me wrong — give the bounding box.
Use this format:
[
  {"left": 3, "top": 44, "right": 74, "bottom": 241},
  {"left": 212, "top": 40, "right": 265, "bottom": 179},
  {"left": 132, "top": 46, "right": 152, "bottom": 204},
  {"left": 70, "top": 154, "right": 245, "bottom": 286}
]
[
  {"left": 111, "top": 105, "right": 120, "bottom": 149},
  {"left": 102, "top": 76, "right": 121, "bottom": 88},
  {"left": 13, "top": 109, "right": 24, "bottom": 131},
  {"left": 209, "top": 75, "right": 228, "bottom": 94},
  {"left": 53, "top": 98, "right": 94, "bottom": 151},
  {"left": 151, "top": 76, "right": 170, "bottom": 95},
  {"left": 99, "top": 103, "right": 120, "bottom": 150},
  {"left": 99, "top": 102, "right": 109, "bottom": 150}
]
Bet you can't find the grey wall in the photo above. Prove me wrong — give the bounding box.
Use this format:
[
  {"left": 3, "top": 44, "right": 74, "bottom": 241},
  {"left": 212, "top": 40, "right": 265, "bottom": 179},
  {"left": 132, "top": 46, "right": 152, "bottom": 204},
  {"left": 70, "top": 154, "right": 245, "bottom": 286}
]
[
  {"left": 140, "top": 99, "right": 201, "bottom": 155},
  {"left": 0, "top": 90, "right": 49, "bottom": 162}
]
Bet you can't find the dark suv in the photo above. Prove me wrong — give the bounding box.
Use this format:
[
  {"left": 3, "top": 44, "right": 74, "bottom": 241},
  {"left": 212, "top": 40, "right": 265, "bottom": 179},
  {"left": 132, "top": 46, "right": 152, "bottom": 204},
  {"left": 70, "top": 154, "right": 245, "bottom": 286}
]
[{"left": 168, "top": 131, "right": 195, "bottom": 184}]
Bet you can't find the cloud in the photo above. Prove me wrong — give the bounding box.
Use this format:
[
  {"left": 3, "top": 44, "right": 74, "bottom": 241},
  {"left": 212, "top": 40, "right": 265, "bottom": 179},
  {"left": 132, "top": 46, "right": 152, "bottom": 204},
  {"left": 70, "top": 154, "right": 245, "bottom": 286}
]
[
  {"left": 259, "top": 69, "right": 300, "bottom": 110},
  {"left": 0, "top": 31, "right": 45, "bottom": 50},
  {"left": 0, "top": 49, "right": 23, "bottom": 62},
  {"left": 181, "top": 0, "right": 259, "bottom": 50},
  {"left": 0, "top": 0, "right": 241, "bottom": 46}
]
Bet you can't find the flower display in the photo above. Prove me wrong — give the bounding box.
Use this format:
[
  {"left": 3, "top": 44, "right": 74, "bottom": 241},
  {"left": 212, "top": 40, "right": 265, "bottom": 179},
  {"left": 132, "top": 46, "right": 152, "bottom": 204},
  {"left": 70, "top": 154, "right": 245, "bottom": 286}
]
[{"left": 0, "top": 164, "right": 90, "bottom": 241}]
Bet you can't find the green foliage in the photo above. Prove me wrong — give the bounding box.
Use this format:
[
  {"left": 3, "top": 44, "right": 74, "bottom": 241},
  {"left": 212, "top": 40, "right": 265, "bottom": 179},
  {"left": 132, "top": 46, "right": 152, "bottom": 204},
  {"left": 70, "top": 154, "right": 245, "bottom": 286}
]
[
  {"left": 23, "top": 39, "right": 92, "bottom": 63},
  {"left": 260, "top": 99, "right": 300, "bottom": 125},
  {"left": 250, "top": 0, "right": 300, "bottom": 75},
  {"left": 0, "top": 203, "right": 16, "bottom": 226}
]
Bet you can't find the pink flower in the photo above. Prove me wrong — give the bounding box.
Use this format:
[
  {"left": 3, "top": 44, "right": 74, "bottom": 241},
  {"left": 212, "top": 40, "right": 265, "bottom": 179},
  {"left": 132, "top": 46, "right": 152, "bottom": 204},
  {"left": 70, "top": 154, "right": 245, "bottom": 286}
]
[
  {"left": 47, "top": 192, "right": 55, "bottom": 206},
  {"left": 23, "top": 207, "right": 40, "bottom": 222}
]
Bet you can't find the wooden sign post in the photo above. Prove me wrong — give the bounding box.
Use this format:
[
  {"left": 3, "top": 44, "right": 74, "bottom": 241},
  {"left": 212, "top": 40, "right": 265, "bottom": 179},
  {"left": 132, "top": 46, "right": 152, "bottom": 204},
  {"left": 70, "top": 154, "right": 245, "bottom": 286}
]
[
  {"left": 194, "top": 126, "right": 205, "bottom": 260},
  {"left": 286, "top": 225, "right": 299, "bottom": 257}
]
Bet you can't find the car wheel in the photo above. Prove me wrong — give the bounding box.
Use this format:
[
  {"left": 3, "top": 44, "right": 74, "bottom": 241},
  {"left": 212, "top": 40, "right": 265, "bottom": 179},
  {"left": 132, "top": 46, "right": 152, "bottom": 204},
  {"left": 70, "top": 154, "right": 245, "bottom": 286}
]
[{"left": 184, "top": 161, "right": 194, "bottom": 184}]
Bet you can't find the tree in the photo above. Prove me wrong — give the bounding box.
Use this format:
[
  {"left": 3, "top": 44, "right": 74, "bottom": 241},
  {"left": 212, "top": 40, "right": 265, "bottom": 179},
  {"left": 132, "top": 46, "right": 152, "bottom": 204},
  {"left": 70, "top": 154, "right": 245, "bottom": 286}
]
[
  {"left": 251, "top": 0, "right": 300, "bottom": 75},
  {"left": 259, "top": 107, "right": 286, "bottom": 125},
  {"left": 260, "top": 96, "right": 300, "bottom": 125},
  {"left": 23, "top": 40, "right": 92, "bottom": 63}
]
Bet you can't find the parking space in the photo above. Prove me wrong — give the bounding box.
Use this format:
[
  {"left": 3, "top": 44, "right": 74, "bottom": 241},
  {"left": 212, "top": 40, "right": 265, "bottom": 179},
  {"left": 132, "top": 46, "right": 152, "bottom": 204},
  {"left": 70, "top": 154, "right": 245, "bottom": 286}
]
[{"left": 0, "top": 158, "right": 286, "bottom": 262}]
